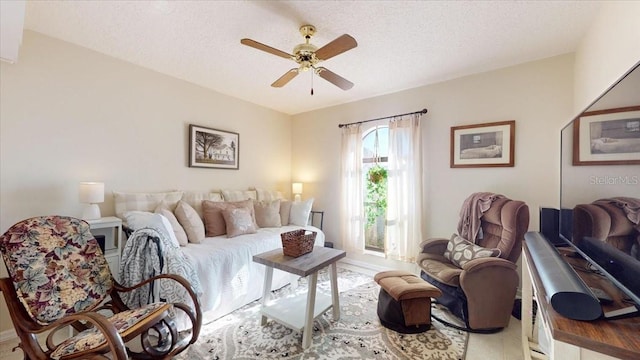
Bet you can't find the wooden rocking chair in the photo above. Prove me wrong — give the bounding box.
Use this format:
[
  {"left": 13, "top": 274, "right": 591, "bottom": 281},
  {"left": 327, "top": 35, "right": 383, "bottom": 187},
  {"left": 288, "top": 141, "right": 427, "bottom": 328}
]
[{"left": 0, "top": 215, "right": 202, "bottom": 359}]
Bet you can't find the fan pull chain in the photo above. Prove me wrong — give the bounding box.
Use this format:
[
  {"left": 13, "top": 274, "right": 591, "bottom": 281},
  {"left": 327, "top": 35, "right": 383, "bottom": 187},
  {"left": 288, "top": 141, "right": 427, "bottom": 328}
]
[{"left": 310, "top": 70, "right": 314, "bottom": 96}]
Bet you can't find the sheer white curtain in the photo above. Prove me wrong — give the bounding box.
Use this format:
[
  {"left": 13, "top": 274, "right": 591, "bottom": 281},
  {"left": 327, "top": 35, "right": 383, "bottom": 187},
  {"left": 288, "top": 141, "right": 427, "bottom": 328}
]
[
  {"left": 340, "top": 124, "right": 365, "bottom": 253},
  {"left": 385, "top": 114, "right": 423, "bottom": 262}
]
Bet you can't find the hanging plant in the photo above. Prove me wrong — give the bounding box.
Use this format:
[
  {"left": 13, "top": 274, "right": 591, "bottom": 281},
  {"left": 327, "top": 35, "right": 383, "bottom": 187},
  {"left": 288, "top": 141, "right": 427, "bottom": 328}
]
[{"left": 368, "top": 165, "right": 387, "bottom": 184}]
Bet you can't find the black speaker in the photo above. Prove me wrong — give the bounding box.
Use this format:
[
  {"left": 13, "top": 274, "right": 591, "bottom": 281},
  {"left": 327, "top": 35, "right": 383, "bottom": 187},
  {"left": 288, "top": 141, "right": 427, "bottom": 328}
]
[
  {"left": 560, "top": 208, "right": 573, "bottom": 243},
  {"left": 525, "top": 232, "right": 602, "bottom": 321},
  {"left": 539, "top": 207, "right": 562, "bottom": 246}
]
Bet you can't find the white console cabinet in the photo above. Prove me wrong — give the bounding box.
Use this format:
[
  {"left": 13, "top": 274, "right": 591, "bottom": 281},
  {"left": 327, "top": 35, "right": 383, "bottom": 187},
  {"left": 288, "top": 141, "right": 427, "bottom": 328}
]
[{"left": 86, "top": 217, "right": 123, "bottom": 281}]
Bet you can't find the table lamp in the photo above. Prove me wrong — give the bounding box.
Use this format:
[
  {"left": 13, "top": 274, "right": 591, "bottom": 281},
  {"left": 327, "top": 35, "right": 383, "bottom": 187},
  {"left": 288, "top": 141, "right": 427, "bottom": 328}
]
[
  {"left": 292, "top": 182, "right": 303, "bottom": 202},
  {"left": 79, "top": 182, "right": 104, "bottom": 220}
]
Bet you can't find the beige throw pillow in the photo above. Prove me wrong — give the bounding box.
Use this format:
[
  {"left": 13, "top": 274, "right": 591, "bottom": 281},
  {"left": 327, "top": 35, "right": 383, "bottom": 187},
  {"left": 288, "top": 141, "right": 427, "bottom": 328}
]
[
  {"left": 114, "top": 190, "right": 183, "bottom": 219},
  {"left": 202, "top": 199, "right": 257, "bottom": 237},
  {"left": 256, "top": 188, "right": 284, "bottom": 201},
  {"left": 221, "top": 189, "right": 257, "bottom": 202},
  {"left": 174, "top": 200, "right": 205, "bottom": 244},
  {"left": 444, "top": 234, "right": 501, "bottom": 268},
  {"left": 280, "top": 200, "right": 292, "bottom": 226},
  {"left": 254, "top": 199, "right": 282, "bottom": 228},
  {"left": 154, "top": 201, "right": 189, "bottom": 246},
  {"left": 222, "top": 207, "right": 258, "bottom": 238},
  {"left": 181, "top": 191, "right": 223, "bottom": 219}
]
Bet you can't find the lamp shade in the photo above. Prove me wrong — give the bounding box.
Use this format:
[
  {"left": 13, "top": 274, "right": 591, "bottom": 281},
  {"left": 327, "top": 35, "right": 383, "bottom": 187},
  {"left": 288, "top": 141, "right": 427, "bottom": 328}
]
[
  {"left": 292, "top": 182, "right": 303, "bottom": 195},
  {"left": 79, "top": 182, "right": 104, "bottom": 204}
]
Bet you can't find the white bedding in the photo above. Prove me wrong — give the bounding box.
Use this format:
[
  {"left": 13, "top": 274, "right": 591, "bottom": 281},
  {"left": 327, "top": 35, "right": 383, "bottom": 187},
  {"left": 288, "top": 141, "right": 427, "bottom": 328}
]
[{"left": 180, "top": 225, "right": 325, "bottom": 323}]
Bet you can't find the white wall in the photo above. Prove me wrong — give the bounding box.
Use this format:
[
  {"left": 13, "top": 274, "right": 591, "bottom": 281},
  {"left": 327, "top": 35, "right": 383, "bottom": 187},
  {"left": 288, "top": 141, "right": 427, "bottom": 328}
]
[
  {"left": 291, "top": 54, "right": 575, "bottom": 269},
  {"left": 573, "top": 1, "right": 640, "bottom": 114},
  {"left": 0, "top": 31, "right": 292, "bottom": 333},
  {"left": 0, "top": 31, "right": 293, "bottom": 230}
]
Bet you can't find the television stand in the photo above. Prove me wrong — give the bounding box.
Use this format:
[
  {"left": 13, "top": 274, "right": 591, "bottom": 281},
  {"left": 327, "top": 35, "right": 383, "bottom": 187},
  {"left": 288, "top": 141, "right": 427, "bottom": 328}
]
[{"left": 522, "top": 236, "right": 640, "bottom": 360}]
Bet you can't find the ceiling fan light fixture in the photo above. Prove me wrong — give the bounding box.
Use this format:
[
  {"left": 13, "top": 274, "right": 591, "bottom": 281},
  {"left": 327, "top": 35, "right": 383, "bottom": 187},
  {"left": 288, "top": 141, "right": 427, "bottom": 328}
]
[
  {"left": 240, "top": 24, "right": 357, "bottom": 91},
  {"left": 299, "top": 63, "right": 311, "bottom": 71},
  {"left": 293, "top": 43, "right": 317, "bottom": 54}
]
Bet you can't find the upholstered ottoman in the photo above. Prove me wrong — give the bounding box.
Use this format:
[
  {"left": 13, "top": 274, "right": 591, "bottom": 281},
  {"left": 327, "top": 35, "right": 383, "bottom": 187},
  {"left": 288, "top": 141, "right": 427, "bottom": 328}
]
[{"left": 374, "top": 270, "right": 442, "bottom": 333}]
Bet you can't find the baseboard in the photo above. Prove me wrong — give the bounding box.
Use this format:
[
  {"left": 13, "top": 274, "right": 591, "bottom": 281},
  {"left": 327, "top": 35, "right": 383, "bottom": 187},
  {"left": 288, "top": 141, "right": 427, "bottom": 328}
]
[{"left": 0, "top": 328, "right": 17, "bottom": 343}]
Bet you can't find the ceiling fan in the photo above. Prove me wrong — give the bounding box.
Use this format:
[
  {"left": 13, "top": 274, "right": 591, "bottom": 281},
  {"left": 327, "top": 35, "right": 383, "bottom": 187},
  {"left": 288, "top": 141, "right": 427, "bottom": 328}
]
[{"left": 241, "top": 25, "right": 357, "bottom": 92}]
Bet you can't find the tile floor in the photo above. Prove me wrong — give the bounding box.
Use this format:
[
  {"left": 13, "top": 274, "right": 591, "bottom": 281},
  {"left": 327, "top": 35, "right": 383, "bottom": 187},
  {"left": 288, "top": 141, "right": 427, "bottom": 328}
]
[{"left": 0, "top": 262, "right": 524, "bottom": 360}]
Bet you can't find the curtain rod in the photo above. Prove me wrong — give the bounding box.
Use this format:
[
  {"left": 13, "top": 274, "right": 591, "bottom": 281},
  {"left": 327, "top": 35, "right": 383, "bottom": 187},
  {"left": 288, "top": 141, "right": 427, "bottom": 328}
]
[{"left": 337, "top": 108, "right": 428, "bottom": 128}]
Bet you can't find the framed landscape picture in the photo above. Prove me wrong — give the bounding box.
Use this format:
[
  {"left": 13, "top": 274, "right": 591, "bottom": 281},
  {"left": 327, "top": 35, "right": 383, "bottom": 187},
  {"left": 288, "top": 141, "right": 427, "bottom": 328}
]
[
  {"left": 189, "top": 124, "right": 239, "bottom": 169},
  {"left": 450, "top": 120, "right": 515, "bottom": 168},
  {"left": 572, "top": 106, "right": 640, "bottom": 166}
]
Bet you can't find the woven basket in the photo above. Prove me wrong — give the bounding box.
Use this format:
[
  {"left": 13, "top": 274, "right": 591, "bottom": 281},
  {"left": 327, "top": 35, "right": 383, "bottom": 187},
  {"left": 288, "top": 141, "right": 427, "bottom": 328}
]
[{"left": 281, "top": 229, "right": 316, "bottom": 257}]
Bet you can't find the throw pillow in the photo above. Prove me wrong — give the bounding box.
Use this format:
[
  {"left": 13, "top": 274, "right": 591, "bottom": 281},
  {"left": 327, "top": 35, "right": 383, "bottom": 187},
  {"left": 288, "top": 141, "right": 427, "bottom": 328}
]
[
  {"left": 280, "top": 200, "right": 292, "bottom": 226},
  {"left": 202, "top": 199, "right": 257, "bottom": 237},
  {"left": 181, "top": 191, "right": 223, "bottom": 219},
  {"left": 122, "top": 211, "right": 180, "bottom": 248},
  {"left": 289, "top": 198, "right": 314, "bottom": 226},
  {"left": 221, "top": 189, "right": 257, "bottom": 202},
  {"left": 114, "top": 190, "right": 183, "bottom": 219},
  {"left": 444, "top": 234, "right": 501, "bottom": 268},
  {"left": 154, "top": 201, "right": 188, "bottom": 246},
  {"left": 222, "top": 207, "right": 257, "bottom": 238},
  {"left": 254, "top": 199, "right": 282, "bottom": 228},
  {"left": 256, "top": 188, "right": 284, "bottom": 201},
  {"left": 174, "top": 200, "right": 205, "bottom": 244}
]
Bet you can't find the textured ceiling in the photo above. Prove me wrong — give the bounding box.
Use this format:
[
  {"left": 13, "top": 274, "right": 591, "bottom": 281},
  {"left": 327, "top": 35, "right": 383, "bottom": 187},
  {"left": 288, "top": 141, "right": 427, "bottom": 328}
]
[{"left": 24, "top": 1, "right": 602, "bottom": 115}]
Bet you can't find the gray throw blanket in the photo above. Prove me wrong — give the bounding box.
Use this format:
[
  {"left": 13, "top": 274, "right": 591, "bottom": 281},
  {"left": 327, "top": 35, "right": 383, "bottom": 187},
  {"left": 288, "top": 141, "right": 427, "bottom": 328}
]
[
  {"left": 457, "top": 192, "right": 505, "bottom": 243},
  {"left": 119, "top": 227, "right": 203, "bottom": 311}
]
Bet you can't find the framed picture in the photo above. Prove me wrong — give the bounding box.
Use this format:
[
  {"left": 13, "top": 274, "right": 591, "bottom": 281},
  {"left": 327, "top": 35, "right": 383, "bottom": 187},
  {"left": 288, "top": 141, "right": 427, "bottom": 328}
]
[
  {"left": 450, "top": 120, "right": 515, "bottom": 168},
  {"left": 572, "top": 106, "right": 640, "bottom": 166},
  {"left": 189, "top": 124, "right": 239, "bottom": 169}
]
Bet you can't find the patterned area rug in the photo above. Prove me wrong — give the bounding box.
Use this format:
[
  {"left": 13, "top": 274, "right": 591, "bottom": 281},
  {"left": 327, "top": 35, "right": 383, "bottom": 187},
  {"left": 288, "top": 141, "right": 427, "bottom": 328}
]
[{"left": 177, "top": 268, "right": 468, "bottom": 360}]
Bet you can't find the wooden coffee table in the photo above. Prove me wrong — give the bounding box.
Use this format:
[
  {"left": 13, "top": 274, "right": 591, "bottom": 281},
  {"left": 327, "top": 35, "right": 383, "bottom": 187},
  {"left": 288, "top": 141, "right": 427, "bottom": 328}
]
[{"left": 253, "top": 246, "right": 346, "bottom": 349}]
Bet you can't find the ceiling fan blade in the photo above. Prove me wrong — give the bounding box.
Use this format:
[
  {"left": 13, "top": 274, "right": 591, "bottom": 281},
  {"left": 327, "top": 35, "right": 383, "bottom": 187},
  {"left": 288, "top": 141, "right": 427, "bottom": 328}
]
[
  {"left": 316, "top": 67, "right": 354, "bottom": 90},
  {"left": 314, "top": 34, "right": 357, "bottom": 61},
  {"left": 241, "top": 38, "right": 292, "bottom": 59},
  {"left": 271, "top": 69, "right": 299, "bottom": 87}
]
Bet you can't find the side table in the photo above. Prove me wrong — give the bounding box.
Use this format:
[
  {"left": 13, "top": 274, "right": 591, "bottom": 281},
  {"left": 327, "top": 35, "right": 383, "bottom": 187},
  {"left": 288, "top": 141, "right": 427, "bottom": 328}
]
[
  {"left": 253, "top": 246, "right": 346, "bottom": 349},
  {"left": 86, "top": 216, "right": 123, "bottom": 281}
]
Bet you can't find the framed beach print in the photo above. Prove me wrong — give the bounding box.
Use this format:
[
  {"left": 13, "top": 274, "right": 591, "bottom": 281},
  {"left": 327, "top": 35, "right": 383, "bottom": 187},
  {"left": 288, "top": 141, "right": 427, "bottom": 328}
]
[
  {"left": 572, "top": 106, "right": 640, "bottom": 166},
  {"left": 189, "top": 124, "right": 239, "bottom": 169},
  {"left": 450, "top": 120, "right": 515, "bottom": 168}
]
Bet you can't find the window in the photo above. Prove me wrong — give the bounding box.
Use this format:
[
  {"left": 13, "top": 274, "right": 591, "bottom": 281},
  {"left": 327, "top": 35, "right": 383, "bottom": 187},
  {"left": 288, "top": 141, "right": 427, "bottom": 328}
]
[{"left": 362, "top": 126, "right": 388, "bottom": 252}]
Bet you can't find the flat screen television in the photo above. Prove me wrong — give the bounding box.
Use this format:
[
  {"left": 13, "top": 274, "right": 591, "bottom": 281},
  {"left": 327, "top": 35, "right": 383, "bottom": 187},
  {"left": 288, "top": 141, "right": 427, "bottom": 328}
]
[{"left": 558, "top": 61, "right": 640, "bottom": 317}]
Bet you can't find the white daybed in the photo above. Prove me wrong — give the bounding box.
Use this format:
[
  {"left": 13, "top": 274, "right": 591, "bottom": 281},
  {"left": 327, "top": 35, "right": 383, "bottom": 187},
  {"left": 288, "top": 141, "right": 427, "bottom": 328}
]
[{"left": 114, "top": 189, "right": 324, "bottom": 324}]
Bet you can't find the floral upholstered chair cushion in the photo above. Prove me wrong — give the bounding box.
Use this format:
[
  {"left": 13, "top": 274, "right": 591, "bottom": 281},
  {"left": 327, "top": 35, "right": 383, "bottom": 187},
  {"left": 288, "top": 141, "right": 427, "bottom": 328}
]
[
  {"left": 50, "top": 302, "right": 171, "bottom": 359},
  {"left": 0, "top": 216, "right": 113, "bottom": 325}
]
